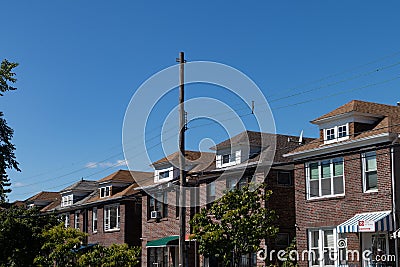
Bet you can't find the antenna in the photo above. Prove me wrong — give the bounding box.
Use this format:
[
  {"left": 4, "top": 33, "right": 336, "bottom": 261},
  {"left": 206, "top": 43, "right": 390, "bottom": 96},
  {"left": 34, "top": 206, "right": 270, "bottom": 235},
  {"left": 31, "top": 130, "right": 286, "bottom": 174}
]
[{"left": 299, "top": 130, "right": 304, "bottom": 145}]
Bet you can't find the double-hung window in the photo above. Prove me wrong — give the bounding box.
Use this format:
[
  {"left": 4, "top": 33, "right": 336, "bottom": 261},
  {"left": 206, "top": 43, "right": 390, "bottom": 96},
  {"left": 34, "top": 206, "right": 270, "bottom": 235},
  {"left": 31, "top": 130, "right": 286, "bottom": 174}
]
[
  {"left": 307, "top": 158, "right": 344, "bottom": 199},
  {"left": 309, "top": 229, "right": 336, "bottom": 267},
  {"left": 362, "top": 151, "right": 377, "bottom": 192},
  {"left": 64, "top": 213, "right": 70, "bottom": 228},
  {"left": 92, "top": 208, "right": 98, "bottom": 233},
  {"left": 104, "top": 205, "right": 120, "bottom": 231},
  {"left": 74, "top": 212, "right": 80, "bottom": 229}
]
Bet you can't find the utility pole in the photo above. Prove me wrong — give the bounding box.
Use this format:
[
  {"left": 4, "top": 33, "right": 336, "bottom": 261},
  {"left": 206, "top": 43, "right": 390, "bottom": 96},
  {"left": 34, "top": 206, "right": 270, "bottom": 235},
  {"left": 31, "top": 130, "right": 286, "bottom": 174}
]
[{"left": 176, "top": 51, "right": 187, "bottom": 267}]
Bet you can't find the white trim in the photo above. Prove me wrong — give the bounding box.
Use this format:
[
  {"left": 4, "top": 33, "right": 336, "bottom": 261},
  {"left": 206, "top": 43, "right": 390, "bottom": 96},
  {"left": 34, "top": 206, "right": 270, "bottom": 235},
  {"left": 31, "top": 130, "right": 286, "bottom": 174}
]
[
  {"left": 154, "top": 167, "right": 174, "bottom": 183},
  {"left": 104, "top": 204, "right": 120, "bottom": 232},
  {"left": 284, "top": 133, "right": 393, "bottom": 160},
  {"left": 306, "top": 157, "right": 345, "bottom": 200},
  {"left": 308, "top": 228, "right": 337, "bottom": 267},
  {"left": 362, "top": 151, "right": 378, "bottom": 193},
  {"left": 100, "top": 186, "right": 111, "bottom": 198},
  {"left": 92, "top": 207, "right": 98, "bottom": 233},
  {"left": 324, "top": 123, "right": 349, "bottom": 145}
]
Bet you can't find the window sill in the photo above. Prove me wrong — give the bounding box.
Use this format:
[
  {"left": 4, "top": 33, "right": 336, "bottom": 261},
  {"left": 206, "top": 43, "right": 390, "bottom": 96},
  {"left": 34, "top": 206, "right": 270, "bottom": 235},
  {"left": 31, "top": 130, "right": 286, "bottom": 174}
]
[
  {"left": 307, "top": 194, "right": 345, "bottom": 202},
  {"left": 92, "top": 231, "right": 98, "bottom": 234},
  {"left": 363, "top": 189, "right": 378, "bottom": 194},
  {"left": 147, "top": 218, "right": 168, "bottom": 223},
  {"left": 105, "top": 229, "right": 120, "bottom": 233}
]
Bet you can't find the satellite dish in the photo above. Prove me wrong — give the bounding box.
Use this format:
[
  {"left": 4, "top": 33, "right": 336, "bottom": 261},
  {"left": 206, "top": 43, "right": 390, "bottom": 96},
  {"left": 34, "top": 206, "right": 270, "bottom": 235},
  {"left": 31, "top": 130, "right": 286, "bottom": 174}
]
[{"left": 299, "top": 130, "right": 304, "bottom": 145}]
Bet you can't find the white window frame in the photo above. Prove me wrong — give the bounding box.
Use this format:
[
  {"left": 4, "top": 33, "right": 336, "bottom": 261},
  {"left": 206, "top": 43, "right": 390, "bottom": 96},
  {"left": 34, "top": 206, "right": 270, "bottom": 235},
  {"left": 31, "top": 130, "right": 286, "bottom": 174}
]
[
  {"left": 154, "top": 167, "right": 173, "bottom": 183},
  {"left": 306, "top": 158, "right": 345, "bottom": 200},
  {"left": 362, "top": 151, "right": 378, "bottom": 193},
  {"left": 100, "top": 186, "right": 111, "bottom": 198},
  {"left": 61, "top": 194, "right": 73, "bottom": 207},
  {"left": 92, "top": 208, "right": 98, "bottom": 233},
  {"left": 104, "top": 205, "right": 120, "bottom": 232},
  {"left": 74, "top": 212, "right": 80, "bottom": 229},
  {"left": 64, "top": 213, "right": 70, "bottom": 228},
  {"left": 324, "top": 123, "right": 349, "bottom": 144},
  {"left": 308, "top": 228, "right": 337, "bottom": 267}
]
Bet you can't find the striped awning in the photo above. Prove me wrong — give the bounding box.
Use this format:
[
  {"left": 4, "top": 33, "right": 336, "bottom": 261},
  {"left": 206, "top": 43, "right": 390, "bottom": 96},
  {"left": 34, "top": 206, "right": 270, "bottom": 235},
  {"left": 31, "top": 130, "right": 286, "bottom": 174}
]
[{"left": 337, "top": 211, "right": 393, "bottom": 233}]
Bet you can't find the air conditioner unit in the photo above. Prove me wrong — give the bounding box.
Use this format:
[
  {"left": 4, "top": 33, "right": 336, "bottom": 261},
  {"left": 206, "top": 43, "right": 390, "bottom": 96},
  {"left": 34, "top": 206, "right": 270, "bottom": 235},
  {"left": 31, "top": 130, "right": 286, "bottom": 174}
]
[{"left": 150, "top": 211, "right": 161, "bottom": 219}]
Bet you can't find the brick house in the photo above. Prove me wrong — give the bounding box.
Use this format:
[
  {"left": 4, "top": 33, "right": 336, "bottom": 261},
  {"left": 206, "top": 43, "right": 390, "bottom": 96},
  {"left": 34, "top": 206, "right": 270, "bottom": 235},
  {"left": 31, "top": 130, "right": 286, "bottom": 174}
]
[
  {"left": 45, "top": 170, "right": 152, "bottom": 248},
  {"left": 284, "top": 100, "right": 400, "bottom": 267},
  {"left": 24, "top": 191, "right": 61, "bottom": 211},
  {"left": 140, "top": 131, "right": 310, "bottom": 267}
]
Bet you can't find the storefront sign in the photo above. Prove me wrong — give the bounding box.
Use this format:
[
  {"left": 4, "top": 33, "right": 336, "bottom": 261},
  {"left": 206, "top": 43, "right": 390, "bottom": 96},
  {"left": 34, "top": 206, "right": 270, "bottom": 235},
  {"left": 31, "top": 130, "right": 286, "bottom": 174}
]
[{"left": 358, "top": 220, "right": 375, "bottom": 232}]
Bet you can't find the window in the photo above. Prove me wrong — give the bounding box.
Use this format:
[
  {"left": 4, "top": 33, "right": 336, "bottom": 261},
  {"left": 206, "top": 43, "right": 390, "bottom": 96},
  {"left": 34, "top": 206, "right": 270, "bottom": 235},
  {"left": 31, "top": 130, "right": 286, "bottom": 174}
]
[
  {"left": 363, "top": 151, "right": 377, "bottom": 192},
  {"left": 74, "top": 212, "right": 80, "bottom": 229},
  {"left": 275, "top": 233, "right": 290, "bottom": 247},
  {"left": 338, "top": 125, "right": 347, "bottom": 138},
  {"left": 324, "top": 124, "right": 349, "bottom": 144},
  {"left": 64, "top": 213, "right": 70, "bottom": 228},
  {"left": 226, "top": 177, "right": 239, "bottom": 191},
  {"left": 92, "top": 208, "right": 98, "bottom": 233},
  {"left": 309, "top": 229, "right": 336, "bottom": 267},
  {"left": 326, "top": 128, "right": 335, "bottom": 141},
  {"left": 159, "top": 170, "right": 169, "bottom": 179},
  {"left": 206, "top": 182, "right": 216, "bottom": 203},
  {"left": 61, "top": 195, "right": 73, "bottom": 207},
  {"left": 100, "top": 186, "right": 111, "bottom": 198},
  {"left": 104, "top": 205, "right": 120, "bottom": 231},
  {"left": 277, "top": 171, "right": 292, "bottom": 186},
  {"left": 307, "top": 158, "right": 344, "bottom": 199},
  {"left": 222, "top": 154, "right": 230, "bottom": 164},
  {"left": 148, "top": 192, "right": 168, "bottom": 219}
]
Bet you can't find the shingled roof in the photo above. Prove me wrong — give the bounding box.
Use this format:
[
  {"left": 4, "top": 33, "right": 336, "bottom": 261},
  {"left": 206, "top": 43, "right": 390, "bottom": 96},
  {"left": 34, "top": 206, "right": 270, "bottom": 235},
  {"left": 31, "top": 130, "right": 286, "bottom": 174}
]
[
  {"left": 211, "top": 130, "right": 271, "bottom": 150},
  {"left": 312, "top": 100, "right": 400, "bottom": 123},
  {"left": 287, "top": 100, "right": 400, "bottom": 156},
  {"left": 61, "top": 180, "right": 98, "bottom": 193},
  {"left": 152, "top": 150, "right": 215, "bottom": 168},
  {"left": 25, "top": 191, "right": 60, "bottom": 203},
  {"left": 99, "top": 169, "right": 153, "bottom": 184}
]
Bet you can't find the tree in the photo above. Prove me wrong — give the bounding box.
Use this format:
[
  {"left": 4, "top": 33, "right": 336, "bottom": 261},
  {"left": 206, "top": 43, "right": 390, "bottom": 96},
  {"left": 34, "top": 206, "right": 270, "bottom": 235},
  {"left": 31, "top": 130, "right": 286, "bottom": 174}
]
[
  {"left": 36, "top": 223, "right": 140, "bottom": 267},
  {"left": 190, "top": 183, "right": 278, "bottom": 267},
  {"left": 0, "top": 59, "right": 20, "bottom": 202},
  {"left": 77, "top": 244, "right": 140, "bottom": 267},
  {"left": 0, "top": 206, "right": 59, "bottom": 266},
  {"left": 35, "top": 223, "right": 87, "bottom": 267}
]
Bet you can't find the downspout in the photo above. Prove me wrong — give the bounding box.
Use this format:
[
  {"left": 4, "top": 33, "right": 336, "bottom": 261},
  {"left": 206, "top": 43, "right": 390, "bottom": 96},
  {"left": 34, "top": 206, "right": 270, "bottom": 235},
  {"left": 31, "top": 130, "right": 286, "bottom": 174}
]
[{"left": 391, "top": 147, "right": 398, "bottom": 267}]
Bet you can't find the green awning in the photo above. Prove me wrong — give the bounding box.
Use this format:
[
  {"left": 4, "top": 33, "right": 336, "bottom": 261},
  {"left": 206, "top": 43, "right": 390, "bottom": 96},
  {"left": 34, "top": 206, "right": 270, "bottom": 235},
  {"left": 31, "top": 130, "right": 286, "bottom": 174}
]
[{"left": 146, "top": 236, "right": 179, "bottom": 247}]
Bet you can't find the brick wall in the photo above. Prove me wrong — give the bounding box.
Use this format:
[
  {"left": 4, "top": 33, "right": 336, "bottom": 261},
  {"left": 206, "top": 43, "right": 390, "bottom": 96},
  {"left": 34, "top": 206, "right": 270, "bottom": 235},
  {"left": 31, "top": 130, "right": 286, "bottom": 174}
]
[{"left": 294, "top": 147, "right": 393, "bottom": 267}]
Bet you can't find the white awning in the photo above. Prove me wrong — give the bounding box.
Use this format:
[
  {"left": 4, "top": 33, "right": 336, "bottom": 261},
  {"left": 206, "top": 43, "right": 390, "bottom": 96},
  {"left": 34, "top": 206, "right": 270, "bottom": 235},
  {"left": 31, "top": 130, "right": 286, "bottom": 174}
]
[{"left": 336, "top": 211, "right": 393, "bottom": 233}]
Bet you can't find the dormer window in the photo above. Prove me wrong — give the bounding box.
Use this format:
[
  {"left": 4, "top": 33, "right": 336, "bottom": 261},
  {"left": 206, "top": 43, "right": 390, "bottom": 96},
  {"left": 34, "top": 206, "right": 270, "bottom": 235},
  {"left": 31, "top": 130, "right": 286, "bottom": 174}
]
[
  {"left": 61, "top": 194, "right": 73, "bottom": 207},
  {"left": 222, "top": 154, "right": 231, "bottom": 164},
  {"left": 338, "top": 125, "right": 347, "bottom": 138},
  {"left": 324, "top": 124, "right": 349, "bottom": 144},
  {"left": 159, "top": 171, "right": 170, "bottom": 179},
  {"left": 326, "top": 128, "right": 335, "bottom": 141},
  {"left": 100, "top": 186, "right": 111, "bottom": 198}
]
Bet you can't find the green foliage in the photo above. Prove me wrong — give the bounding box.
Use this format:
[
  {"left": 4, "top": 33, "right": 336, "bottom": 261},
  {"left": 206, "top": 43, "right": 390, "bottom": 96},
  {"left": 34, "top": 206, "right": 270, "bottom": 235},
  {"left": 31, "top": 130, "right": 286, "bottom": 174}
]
[
  {"left": 281, "top": 238, "right": 298, "bottom": 267},
  {"left": 36, "top": 224, "right": 140, "bottom": 267},
  {"left": 0, "top": 59, "right": 18, "bottom": 95},
  {"left": 0, "top": 59, "right": 20, "bottom": 202},
  {"left": 77, "top": 244, "right": 140, "bottom": 267},
  {"left": 35, "top": 223, "right": 88, "bottom": 267},
  {"left": 0, "top": 206, "right": 58, "bottom": 267},
  {"left": 190, "top": 183, "right": 278, "bottom": 267}
]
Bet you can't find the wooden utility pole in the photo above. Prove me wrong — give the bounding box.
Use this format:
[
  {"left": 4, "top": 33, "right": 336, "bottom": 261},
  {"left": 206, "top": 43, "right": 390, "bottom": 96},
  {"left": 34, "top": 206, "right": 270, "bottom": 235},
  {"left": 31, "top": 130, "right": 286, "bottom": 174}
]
[{"left": 176, "top": 51, "right": 187, "bottom": 267}]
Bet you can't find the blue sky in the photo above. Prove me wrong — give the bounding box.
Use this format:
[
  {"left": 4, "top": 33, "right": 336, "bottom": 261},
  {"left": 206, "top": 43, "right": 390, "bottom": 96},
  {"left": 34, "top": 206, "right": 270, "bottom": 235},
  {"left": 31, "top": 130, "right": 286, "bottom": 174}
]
[{"left": 2, "top": 1, "right": 400, "bottom": 201}]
